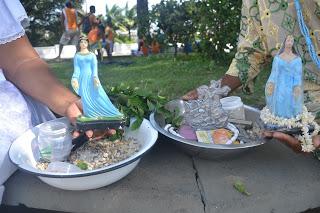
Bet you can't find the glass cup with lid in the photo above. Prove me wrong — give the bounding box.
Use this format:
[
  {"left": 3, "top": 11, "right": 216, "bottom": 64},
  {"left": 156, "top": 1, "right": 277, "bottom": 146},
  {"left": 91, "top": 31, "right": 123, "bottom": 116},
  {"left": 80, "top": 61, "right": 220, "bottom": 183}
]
[{"left": 37, "top": 121, "right": 72, "bottom": 162}]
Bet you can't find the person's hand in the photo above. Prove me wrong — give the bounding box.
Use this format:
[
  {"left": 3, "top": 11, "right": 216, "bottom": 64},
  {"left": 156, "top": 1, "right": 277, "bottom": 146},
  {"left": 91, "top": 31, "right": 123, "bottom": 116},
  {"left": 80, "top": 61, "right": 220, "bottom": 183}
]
[
  {"left": 91, "top": 129, "right": 117, "bottom": 140},
  {"left": 181, "top": 75, "right": 242, "bottom": 101},
  {"left": 262, "top": 131, "right": 320, "bottom": 153},
  {"left": 182, "top": 89, "right": 198, "bottom": 101},
  {"left": 65, "top": 99, "right": 93, "bottom": 138}
]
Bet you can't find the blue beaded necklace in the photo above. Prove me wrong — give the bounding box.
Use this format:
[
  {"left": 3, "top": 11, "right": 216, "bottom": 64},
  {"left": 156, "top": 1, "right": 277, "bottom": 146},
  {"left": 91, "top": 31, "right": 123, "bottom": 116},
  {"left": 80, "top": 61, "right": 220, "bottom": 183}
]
[{"left": 294, "top": 0, "right": 320, "bottom": 70}]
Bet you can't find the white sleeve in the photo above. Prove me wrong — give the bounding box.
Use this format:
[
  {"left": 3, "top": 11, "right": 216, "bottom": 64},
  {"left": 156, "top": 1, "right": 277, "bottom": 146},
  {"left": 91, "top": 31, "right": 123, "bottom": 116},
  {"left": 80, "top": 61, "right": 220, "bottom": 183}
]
[{"left": 0, "top": 0, "right": 29, "bottom": 45}]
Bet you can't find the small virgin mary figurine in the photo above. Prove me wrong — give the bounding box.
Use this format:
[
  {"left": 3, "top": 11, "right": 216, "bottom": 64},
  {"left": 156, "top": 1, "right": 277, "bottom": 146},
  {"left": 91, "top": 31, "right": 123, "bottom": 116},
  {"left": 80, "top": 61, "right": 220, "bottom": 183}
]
[
  {"left": 71, "top": 35, "right": 123, "bottom": 120},
  {"left": 265, "top": 35, "right": 303, "bottom": 119}
]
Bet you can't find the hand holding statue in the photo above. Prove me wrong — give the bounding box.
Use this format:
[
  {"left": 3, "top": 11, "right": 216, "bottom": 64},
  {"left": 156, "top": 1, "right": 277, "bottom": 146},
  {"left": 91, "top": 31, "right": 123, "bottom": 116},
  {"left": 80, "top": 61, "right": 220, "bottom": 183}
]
[{"left": 263, "top": 131, "right": 320, "bottom": 153}]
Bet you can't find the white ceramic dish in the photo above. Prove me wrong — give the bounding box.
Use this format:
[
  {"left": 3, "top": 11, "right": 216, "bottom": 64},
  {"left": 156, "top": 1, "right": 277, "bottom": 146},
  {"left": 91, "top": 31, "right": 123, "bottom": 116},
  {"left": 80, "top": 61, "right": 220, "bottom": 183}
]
[{"left": 9, "top": 117, "right": 158, "bottom": 191}]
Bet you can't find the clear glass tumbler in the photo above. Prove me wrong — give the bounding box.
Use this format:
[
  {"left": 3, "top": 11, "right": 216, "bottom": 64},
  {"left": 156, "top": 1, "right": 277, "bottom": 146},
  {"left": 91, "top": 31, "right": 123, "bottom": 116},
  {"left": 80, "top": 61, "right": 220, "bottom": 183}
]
[{"left": 37, "top": 121, "right": 72, "bottom": 162}]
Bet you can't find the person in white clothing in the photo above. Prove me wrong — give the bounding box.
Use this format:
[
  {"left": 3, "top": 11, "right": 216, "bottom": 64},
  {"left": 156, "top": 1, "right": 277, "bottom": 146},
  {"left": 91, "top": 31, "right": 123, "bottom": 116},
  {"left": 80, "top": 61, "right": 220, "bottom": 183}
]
[{"left": 0, "top": 0, "right": 92, "bottom": 203}]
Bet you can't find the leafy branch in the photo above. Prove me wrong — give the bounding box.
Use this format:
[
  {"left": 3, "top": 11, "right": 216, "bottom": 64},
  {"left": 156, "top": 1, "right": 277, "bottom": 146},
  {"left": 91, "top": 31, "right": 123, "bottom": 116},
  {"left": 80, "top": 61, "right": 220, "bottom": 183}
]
[{"left": 108, "top": 83, "right": 182, "bottom": 130}]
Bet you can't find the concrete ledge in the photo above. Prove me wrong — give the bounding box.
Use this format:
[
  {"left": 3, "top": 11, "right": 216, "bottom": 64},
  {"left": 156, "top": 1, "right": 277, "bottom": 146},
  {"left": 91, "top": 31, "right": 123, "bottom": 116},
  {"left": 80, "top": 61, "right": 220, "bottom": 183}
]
[
  {"left": 3, "top": 142, "right": 203, "bottom": 213},
  {"left": 3, "top": 137, "right": 320, "bottom": 213}
]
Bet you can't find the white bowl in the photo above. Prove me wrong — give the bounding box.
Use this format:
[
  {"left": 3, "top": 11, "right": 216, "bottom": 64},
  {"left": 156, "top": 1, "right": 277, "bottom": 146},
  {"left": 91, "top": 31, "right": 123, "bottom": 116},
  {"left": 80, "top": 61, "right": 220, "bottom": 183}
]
[{"left": 9, "top": 117, "right": 158, "bottom": 190}]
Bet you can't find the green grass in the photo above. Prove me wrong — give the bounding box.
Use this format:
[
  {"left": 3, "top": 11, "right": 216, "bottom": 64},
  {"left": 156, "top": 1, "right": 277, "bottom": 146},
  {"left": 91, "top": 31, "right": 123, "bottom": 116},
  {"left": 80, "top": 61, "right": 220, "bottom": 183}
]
[{"left": 48, "top": 53, "right": 271, "bottom": 108}]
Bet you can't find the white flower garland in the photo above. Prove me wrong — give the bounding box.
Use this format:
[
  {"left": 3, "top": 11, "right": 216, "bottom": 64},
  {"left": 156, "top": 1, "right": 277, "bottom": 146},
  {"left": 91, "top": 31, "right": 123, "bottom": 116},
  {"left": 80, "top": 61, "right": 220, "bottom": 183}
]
[{"left": 260, "top": 106, "right": 320, "bottom": 152}]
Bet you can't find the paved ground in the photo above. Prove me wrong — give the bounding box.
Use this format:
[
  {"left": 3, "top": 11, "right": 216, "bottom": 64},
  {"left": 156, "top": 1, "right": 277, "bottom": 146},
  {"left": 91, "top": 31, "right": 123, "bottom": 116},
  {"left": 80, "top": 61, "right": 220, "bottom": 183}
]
[{"left": 2, "top": 135, "right": 320, "bottom": 213}]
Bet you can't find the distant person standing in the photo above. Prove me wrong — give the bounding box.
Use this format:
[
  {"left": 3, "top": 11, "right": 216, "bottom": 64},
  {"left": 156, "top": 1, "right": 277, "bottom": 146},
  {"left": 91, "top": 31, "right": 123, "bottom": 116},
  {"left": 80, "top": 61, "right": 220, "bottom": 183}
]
[
  {"left": 88, "top": 21, "right": 104, "bottom": 61},
  {"left": 58, "top": 1, "right": 80, "bottom": 59},
  {"left": 151, "top": 39, "right": 160, "bottom": 55},
  {"left": 138, "top": 37, "right": 149, "bottom": 56},
  {"left": 81, "top": 5, "right": 99, "bottom": 35},
  {"left": 105, "top": 24, "right": 114, "bottom": 59}
]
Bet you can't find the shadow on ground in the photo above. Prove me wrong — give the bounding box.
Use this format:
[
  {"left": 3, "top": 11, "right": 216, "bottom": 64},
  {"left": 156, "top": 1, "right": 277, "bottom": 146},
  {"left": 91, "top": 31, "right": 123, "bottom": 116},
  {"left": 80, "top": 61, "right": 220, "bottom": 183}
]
[{"left": 0, "top": 204, "right": 72, "bottom": 213}]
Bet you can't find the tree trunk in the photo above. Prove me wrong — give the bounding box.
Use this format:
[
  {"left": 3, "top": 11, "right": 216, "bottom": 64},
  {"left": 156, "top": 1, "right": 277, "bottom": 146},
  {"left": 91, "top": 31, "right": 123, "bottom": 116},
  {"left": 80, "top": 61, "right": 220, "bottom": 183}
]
[
  {"left": 137, "top": 0, "right": 149, "bottom": 38},
  {"left": 129, "top": 28, "right": 131, "bottom": 40},
  {"left": 174, "top": 44, "right": 178, "bottom": 57}
]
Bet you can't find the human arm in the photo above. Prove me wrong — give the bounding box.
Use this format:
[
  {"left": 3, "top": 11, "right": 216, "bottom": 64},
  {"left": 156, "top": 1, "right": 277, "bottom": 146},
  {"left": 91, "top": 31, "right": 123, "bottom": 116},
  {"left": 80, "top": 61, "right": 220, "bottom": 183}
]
[
  {"left": 78, "top": 17, "right": 84, "bottom": 27},
  {"left": 0, "top": 36, "right": 82, "bottom": 125},
  {"left": 61, "top": 10, "right": 65, "bottom": 30},
  {"left": 263, "top": 131, "right": 320, "bottom": 154},
  {"left": 75, "top": 10, "right": 79, "bottom": 27}
]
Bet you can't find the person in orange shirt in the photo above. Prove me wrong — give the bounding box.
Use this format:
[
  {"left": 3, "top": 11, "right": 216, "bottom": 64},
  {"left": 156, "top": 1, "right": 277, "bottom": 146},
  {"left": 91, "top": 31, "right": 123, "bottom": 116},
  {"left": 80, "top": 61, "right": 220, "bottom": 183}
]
[
  {"left": 58, "top": 1, "right": 80, "bottom": 59},
  {"left": 141, "top": 44, "right": 149, "bottom": 56},
  {"left": 138, "top": 37, "right": 149, "bottom": 56},
  {"left": 88, "top": 21, "right": 104, "bottom": 61},
  {"left": 151, "top": 39, "right": 160, "bottom": 55},
  {"left": 105, "top": 24, "right": 114, "bottom": 59}
]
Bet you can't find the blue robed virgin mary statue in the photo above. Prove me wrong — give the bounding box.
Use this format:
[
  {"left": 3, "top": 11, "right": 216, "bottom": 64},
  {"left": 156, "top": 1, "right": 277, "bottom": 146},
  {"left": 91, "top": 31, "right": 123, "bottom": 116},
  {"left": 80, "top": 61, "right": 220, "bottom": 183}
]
[
  {"left": 71, "top": 35, "right": 123, "bottom": 119},
  {"left": 265, "top": 35, "right": 303, "bottom": 118}
]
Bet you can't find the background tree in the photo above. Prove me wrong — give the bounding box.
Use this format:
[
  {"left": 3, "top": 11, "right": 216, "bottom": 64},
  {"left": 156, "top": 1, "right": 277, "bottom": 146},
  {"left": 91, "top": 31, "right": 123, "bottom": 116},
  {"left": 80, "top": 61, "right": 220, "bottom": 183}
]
[
  {"left": 105, "top": 5, "right": 124, "bottom": 30},
  {"left": 192, "top": 0, "right": 242, "bottom": 63},
  {"left": 137, "top": 0, "right": 150, "bottom": 39},
  {"left": 151, "top": 0, "right": 196, "bottom": 56},
  {"left": 21, "top": 0, "right": 83, "bottom": 46},
  {"left": 122, "top": 3, "right": 137, "bottom": 40}
]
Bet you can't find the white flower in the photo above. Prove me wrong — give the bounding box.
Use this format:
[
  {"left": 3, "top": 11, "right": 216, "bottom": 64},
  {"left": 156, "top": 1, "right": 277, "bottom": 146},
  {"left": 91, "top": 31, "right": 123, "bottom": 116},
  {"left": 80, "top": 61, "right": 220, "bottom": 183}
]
[{"left": 260, "top": 106, "right": 317, "bottom": 153}]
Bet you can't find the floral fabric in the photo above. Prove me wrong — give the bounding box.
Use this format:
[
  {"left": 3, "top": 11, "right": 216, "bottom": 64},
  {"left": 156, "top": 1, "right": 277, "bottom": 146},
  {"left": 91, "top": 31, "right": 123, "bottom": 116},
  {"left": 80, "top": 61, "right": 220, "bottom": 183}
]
[{"left": 226, "top": 0, "right": 320, "bottom": 112}]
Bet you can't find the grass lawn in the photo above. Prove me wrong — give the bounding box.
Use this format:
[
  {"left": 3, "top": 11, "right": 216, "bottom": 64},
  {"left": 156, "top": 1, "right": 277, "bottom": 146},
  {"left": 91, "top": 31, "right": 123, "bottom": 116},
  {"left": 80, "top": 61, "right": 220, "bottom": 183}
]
[{"left": 48, "top": 53, "right": 271, "bottom": 108}]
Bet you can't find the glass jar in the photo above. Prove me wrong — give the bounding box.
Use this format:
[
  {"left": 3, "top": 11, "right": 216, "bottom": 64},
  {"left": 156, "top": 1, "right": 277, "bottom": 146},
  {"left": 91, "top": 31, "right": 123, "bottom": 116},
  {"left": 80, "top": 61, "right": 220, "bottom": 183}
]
[
  {"left": 37, "top": 121, "right": 72, "bottom": 162},
  {"left": 220, "top": 96, "right": 246, "bottom": 120}
]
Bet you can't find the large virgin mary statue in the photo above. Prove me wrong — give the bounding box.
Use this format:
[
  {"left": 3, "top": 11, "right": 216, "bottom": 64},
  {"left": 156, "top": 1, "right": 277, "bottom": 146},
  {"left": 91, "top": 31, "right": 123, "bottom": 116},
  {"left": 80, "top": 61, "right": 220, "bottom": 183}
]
[
  {"left": 71, "top": 36, "right": 123, "bottom": 119},
  {"left": 265, "top": 35, "right": 303, "bottom": 118}
]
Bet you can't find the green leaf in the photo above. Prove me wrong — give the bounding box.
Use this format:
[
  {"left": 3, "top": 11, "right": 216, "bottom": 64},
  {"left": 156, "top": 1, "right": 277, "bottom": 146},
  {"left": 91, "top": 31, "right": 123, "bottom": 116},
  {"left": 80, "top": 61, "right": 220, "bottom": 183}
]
[
  {"left": 76, "top": 161, "right": 88, "bottom": 170},
  {"left": 147, "top": 100, "right": 156, "bottom": 111},
  {"left": 131, "top": 117, "right": 143, "bottom": 130},
  {"left": 128, "top": 96, "right": 144, "bottom": 107},
  {"left": 137, "top": 106, "right": 146, "bottom": 117},
  {"left": 172, "top": 115, "right": 183, "bottom": 127},
  {"left": 233, "top": 180, "right": 251, "bottom": 196}
]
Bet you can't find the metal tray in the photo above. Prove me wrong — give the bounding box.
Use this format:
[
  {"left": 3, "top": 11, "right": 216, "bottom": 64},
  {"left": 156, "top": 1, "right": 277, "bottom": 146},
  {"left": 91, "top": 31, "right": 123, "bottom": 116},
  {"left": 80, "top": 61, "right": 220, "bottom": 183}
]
[{"left": 149, "top": 100, "right": 267, "bottom": 159}]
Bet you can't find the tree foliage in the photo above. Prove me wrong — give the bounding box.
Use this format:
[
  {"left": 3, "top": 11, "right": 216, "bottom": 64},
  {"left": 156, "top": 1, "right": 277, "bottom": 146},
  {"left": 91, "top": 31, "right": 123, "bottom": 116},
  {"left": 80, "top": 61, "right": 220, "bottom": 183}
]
[
  {"left": 21, "top": 0, "right": 83, "bottom": 46},
  {"left": 137, "top": 0, "right": 150, "bottom": 39},
  {"left": 193, "top": 0, "right": 242, "bottom": 63},
  {"left": 123, "top": 3, "right": 137, "bottom": 40},
  {"left": 151, "top": 0, "right": 197, "bottom": 56},
  {"left": 105, "top": 5, "right": 124, "bottom": 30},
  {"left": 150, "top": 0, "right": 242, "bottom": 62},
  {"left": 105, "top": 4, "right": 137, "bottom": 40}
]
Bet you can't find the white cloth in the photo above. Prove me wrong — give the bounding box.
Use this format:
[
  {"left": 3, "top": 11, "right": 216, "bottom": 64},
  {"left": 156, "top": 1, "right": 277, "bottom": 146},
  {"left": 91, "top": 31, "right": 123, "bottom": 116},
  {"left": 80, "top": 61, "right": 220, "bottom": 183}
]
[
  {"left": 0, "top": 0, "right": 55, "bottom": 203},
  {"left": 0, "top": 0, "right": 30, "bottom": 190},
  {"left": 0, "top": 0, "right": 29, "bottom": 44},
  {"left": 0, "top": 70, "right": 32, "bottom": 204},
  {"left": 0, "top": 70, "right": 55, "bottom": 186},
  {"left": 0, "top": 185, "right": 4, "bottom": 203}
]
